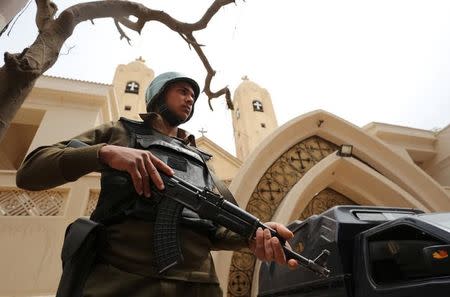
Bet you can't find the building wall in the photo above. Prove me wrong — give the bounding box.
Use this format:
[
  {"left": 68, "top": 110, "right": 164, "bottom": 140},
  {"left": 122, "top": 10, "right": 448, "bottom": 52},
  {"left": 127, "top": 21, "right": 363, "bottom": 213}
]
[
  {"left": 363, "top": 122, "right": 450, "bottom": 187},
  {"left": 232, "top": 78, "right": 278, "bottom": 161},
  {"left": 0, "top": 75, "right": 111, "bottom": 296},
  {"left": 423, "top": 125, "right": 450, "bottom": 186},
  {"left": 196, "top": 137, "right": 242, "bottom": 182},
  {"left": 221, "top": 110, "right": 450, "bottom": 297},
  {"left": 112, "top": 58, "right": 154, "bottom": 120}
]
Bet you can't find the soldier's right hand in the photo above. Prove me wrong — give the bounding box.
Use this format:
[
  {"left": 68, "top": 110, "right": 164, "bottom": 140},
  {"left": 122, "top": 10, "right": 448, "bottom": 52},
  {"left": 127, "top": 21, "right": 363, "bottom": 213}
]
[{"left": 98, "top": 145, "right": 174, "bottom": 197}]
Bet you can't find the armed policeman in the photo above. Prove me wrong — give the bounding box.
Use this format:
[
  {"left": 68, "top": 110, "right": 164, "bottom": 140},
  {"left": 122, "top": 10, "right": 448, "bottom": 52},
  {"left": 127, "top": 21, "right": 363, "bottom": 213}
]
[{"left": 16, "top": 72, "right": 298, "bottom": 297}]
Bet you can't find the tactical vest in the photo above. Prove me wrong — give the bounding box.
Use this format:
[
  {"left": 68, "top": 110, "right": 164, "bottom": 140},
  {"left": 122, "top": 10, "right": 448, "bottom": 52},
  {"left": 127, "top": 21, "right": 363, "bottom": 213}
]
[{"left": 90, "top": 118, "right": 215, "bottom": 233}]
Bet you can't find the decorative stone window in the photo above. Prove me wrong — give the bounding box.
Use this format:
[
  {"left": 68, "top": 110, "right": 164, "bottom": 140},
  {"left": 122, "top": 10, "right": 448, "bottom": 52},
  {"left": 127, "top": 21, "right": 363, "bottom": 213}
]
[
  {"left": 125, "top": 81, "right": 140, "bottom": 94},
  {"left": 124, "top": 105, "right": 132, "bottom": 111},
  {"left": 252, "top": 100, "right": 263, "bottom": 112},
  {"left": 84, "top": 190, "right": 99, "bottom": 216},
  {"left": 261, "top": 123, "right": 266, "bottom": 128},
  {"left": 0, "top": 188, "right": 67, "bottom": 216}
]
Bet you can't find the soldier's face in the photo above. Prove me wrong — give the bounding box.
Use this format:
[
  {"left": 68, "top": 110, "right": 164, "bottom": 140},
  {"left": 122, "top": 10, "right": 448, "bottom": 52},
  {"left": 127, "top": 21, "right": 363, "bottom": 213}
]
[{"left": 165, "top": 81, "right": 195, "bottom": 121}]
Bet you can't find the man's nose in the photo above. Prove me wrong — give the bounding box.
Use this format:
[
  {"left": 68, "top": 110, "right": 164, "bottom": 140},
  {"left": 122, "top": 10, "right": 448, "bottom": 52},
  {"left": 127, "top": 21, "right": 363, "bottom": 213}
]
[{"left": 185, "top": 95, "right": 194, "bottom": 105}]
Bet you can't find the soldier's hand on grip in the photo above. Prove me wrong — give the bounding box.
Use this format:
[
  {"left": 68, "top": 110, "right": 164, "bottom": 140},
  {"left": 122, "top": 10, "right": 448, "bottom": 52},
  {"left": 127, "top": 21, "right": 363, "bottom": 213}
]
[
  {"left": 249, "top": 222, "right": 299, "bottom": 270},
  {"left": 98, "top": 145, "right": 174, "bottom": 197}
]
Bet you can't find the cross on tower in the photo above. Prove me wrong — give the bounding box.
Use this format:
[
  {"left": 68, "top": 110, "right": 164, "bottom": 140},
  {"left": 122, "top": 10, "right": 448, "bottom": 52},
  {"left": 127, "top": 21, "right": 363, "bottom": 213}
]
[{"left": 198, "top": 127, "right": 208, "bottom": 137}]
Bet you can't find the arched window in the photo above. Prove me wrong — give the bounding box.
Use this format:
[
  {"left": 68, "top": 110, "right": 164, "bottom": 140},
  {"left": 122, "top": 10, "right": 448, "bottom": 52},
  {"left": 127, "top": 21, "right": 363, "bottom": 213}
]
[
  {"left": 125, "top": 81, "right": 140, "bottom": 94},
  {"left": 252, "top": 100, "right": 264, "bottom": 112}
]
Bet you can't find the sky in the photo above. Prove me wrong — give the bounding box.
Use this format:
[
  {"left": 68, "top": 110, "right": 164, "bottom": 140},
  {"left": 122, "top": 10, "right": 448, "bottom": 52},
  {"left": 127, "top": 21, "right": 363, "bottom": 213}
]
[{"left": 1, "top": 0, "right": 450, "bottom": 155}]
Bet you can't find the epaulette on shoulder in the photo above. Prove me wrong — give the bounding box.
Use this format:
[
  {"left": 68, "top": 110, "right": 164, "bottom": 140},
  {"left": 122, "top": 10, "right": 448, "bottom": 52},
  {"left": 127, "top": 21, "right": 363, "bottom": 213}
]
[
  {"left": 194, "top": 146, "right": 213, "bottom": 161},
  {"left": 119, "top": 117, "right": 144, "bottom": 126},
  {"left": 119, "top": 117, "right": 152, "bottom": 134}
]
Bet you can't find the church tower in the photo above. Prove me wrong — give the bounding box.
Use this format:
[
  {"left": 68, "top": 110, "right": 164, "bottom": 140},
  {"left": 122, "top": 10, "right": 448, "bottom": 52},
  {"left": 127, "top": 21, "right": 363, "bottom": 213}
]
[
  {"left": 232, "top": 76, "right": 278, "bottom": 161},
  {"left": 112, "top": 57, "right": 155, "bottom": 120}
]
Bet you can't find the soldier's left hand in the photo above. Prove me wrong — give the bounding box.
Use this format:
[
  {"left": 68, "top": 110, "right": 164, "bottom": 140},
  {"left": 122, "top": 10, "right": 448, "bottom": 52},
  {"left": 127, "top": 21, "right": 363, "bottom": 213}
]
[{"left": 248, "top": 222, "right": 299, "bottom": 270}]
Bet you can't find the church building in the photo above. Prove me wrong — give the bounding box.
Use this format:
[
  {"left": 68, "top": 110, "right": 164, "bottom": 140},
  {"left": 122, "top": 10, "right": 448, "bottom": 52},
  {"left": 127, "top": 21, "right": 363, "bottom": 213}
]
[{"left": 0, "top": 58, "right": 449, "bottom": 297}]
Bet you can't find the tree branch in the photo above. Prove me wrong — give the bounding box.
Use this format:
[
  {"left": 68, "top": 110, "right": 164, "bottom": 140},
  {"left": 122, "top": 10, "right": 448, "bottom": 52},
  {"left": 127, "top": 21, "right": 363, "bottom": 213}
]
[
  {"left": 116, "top": 16, "right": 146, "bottom": 34},
  {"left": 186, "top": 33, "right": 234, "bottom": 110},
  {"left": 191, "top": 0, "right": 236, "bottom": 31},
  {"left": 113, "top": 19, "right": 132, "bottom": 44},
  {"left": 0, "top": 0, "right": 241, "bottom": 141},
  {"left": 57, "top": 0, "right": 237, "bottom": 107},
  {"left": 35, "top": 0, "right": 58, "bottom": 31}
]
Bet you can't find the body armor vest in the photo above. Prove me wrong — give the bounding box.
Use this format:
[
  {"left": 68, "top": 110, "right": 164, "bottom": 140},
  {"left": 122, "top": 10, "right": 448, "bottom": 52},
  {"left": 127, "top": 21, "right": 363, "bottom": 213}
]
[{"left": 91, "top": 118, "right": 215, "bottom": 232}]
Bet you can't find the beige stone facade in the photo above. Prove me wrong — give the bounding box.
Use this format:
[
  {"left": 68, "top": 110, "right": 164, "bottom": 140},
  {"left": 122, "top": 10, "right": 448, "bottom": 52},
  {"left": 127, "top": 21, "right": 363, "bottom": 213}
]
[
  {"left": 112, "top": 57, "right": 154, "bottom": 121},
  {"left": 0, "top": 59, "right": 449, "bottom": 296},
  {"left": 232, "top": 77, "right": 278, "bottom": 161}
]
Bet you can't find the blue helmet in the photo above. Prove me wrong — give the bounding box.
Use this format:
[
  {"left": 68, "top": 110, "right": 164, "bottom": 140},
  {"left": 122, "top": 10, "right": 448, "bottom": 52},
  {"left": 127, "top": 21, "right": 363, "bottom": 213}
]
[{"left": 145, "top": 72, "right": 200, "bottom": 122}]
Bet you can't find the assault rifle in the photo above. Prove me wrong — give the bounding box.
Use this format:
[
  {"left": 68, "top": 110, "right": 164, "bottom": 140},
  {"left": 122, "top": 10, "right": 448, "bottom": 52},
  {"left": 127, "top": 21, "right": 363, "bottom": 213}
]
[{"left": 152, "top": 173, "right": 331, "bottom": 277}]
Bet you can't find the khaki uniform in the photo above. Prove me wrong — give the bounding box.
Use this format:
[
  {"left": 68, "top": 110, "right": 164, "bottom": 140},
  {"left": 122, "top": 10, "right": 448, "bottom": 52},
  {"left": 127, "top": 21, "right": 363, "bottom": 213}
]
[{"left": 16, "top": 115, "right": 247, "bottom": 297}]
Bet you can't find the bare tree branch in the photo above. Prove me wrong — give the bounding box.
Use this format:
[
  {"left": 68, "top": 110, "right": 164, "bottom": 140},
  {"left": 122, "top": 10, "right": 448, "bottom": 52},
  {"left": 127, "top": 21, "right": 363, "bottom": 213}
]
[
  {"left": 0, "top": 0, "right": 240, "bottom": 141},
  {"left": 186, "top": 32, "right": 234, "bottom": 110},
  {"left": 35, "top": 0, "right": 58, "bottom": 31},
  {"left": 191, "top": 0, "right": 236, "bottom": 31},
  {"left": 116, "top": 16, "right": 146, "bottom": 34},
  {"left": 114, "top": 19, "right": 132, "bottom": 45},
  {"left": 60, "top": 45, "right": 76, "bottom": 56}
]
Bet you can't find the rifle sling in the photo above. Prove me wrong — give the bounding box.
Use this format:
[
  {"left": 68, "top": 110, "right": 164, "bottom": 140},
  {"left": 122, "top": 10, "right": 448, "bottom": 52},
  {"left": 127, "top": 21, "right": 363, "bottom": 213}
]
[{"left": 199, "top": 153, "right": 239, "bottom": 207}]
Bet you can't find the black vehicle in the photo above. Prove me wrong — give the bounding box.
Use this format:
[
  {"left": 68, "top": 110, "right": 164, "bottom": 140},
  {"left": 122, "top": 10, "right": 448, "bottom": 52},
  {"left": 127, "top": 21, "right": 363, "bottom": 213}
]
[{"left": 258, "top": 206, "right": 450, "bottom": 297}]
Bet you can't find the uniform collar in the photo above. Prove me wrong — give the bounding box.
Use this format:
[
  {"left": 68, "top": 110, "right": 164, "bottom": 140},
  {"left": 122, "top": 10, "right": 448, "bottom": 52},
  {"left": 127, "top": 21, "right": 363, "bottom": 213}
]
[{"left": 139, "top": 112, "right": 196, "bottom": 146}]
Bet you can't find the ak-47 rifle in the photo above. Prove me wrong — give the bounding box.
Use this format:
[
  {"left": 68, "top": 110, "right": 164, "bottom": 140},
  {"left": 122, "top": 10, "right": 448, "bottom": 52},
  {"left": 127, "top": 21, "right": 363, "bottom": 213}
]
[{"left": 152, "top": 173, "right": 331, "bottom": 277}]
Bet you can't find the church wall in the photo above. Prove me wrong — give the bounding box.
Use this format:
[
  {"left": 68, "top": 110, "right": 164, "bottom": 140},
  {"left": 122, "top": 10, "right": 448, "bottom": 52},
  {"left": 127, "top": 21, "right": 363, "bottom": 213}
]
[
  {"left": 196, "top": 137, "right": 242, "bottom": 182},
  {"left": 273, "top": 154, "right": 427, "bottom": 226},
  {"left": 232, "top": 80, "right": 278, "bottom": 161},
  {"left": 112, "top": 60, "right": 154, "bottom": 120},
  {"left": 22, "top": 77, "right": 111, "bottom": 153},
  {"left": 0, "top": 168, "right": 101, "bottom": 296},
  {"left": 220, "top": 110, "right": 449, "bottom": 297},
  {"left": 363, "top": 122, "right": 437, "bottom": 166},
  {"left": 230, "top": 111, "right": 449, "bottom": 212},
  {"left": 201, "top": 148, "right": 239, "bottom": 181},
  {"left": 445, "top": 186, "right": 450, "bottom": 196},
  {"left": 424, "top": 125, "right": 450, "bottom": 186},
  {"left": 29, "top": 107, "right": 99, "bottom": 153},
  {"left": 0, "top": 76, "right": 110, "bottom": 296},
  {"left": 384, "top": 144, "right": 414, "bottom": 162}
]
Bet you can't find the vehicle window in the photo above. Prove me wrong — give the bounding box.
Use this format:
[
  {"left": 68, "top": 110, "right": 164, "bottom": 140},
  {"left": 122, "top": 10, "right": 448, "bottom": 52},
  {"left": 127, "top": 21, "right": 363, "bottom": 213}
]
[{"left": 368, "top": 224, "right": 448, "bottom": 285}]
